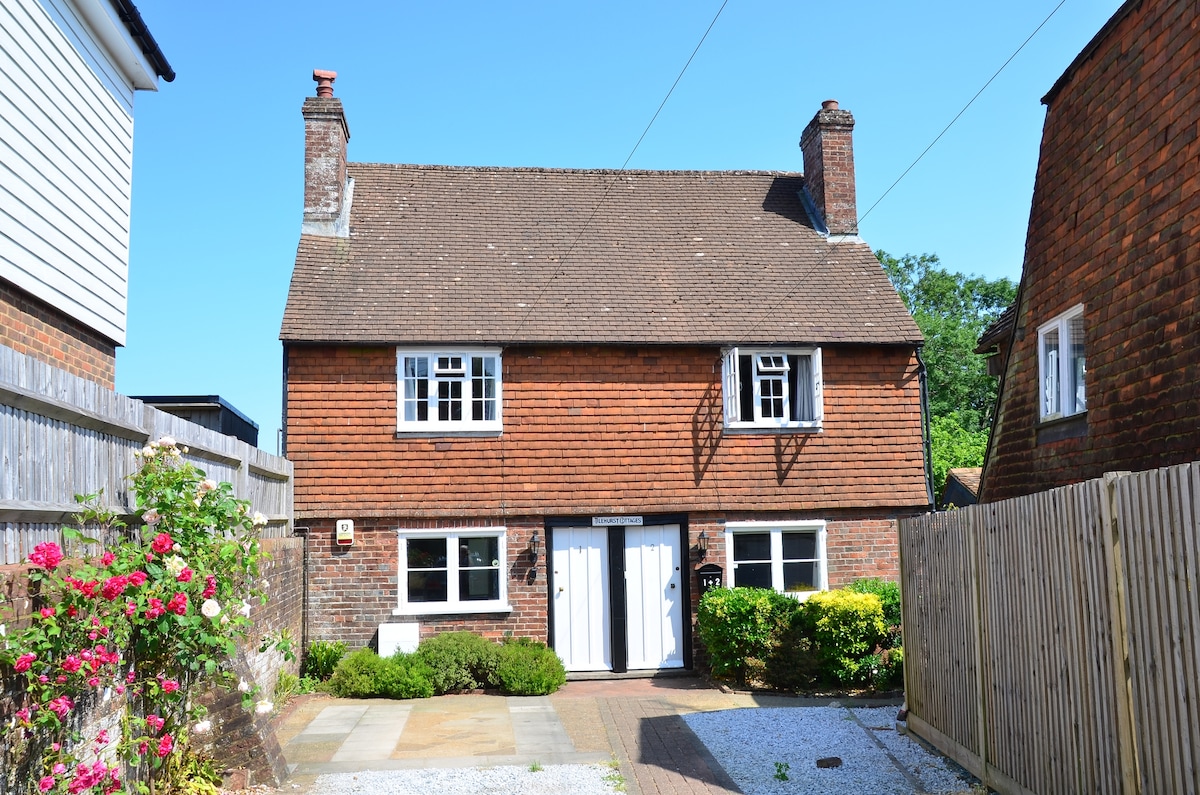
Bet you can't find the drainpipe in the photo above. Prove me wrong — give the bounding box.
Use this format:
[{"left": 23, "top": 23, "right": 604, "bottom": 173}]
[{"left": 915, "top": 345, "right": 935, "bottom": 509}]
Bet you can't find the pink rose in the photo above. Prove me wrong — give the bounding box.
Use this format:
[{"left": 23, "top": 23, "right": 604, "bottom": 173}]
[
  {"left": 100, "top": 551, "right": 115, "bottom": 566},
  {"left": 38, "top": 776, "right": 54, "bottom": 792},
  {"left": 151, "top": 533, "right": 173, "bottom": 554},
  {"left": 101, "top": 575, "right": 128, "bottom": 601},
  {"left": 29, "top": 542, "right": 64, "bottom": 570},
  {"left": 39, "top": 607, "right": 55, "bottom": 619},
  {"left": 128, "top": 570, "right": 147, "bottom": 586},
  {"left": 47, "top": 695, "right": 73, "bottom": 719},
  {"left": 167, "top": 592, "right": 188, "bottom": 616},
  {"left": 14, "top": 652, "right": 36, "bottom": 672},
  {"left": 145, "top": 714, "right": 164, "bottom": 732},
  {"left": 202, "top": 574, "right": 218, "bottom": 599},
  {"left": 156, "top": 734, "right": 174, "bottom": 758},
  {"left": 160, "top": 678, "right": 179, "bottom": 694},
  {"left": 61, "top": 655, "right": 82, "bottom": 673},
  {"left": 177, "top": 567, "right": 193, "bottom": 583},
  {"left": 145, "top": 598, "right": 165, "bottom": 619}
]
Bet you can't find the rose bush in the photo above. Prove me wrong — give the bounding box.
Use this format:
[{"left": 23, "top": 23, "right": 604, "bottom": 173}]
[{"left": 0, "top": 437, "right": 286, "bottom": 794}]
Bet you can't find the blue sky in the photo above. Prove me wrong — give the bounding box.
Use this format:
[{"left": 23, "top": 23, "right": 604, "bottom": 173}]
[{"left": 119, "top": 0, "right": 1121, "bottom": 452}]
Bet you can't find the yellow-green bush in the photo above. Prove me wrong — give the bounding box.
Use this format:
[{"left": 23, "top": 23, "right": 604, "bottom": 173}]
[{"left": 799, "top": 590, "right": 887, "bottom": 685}]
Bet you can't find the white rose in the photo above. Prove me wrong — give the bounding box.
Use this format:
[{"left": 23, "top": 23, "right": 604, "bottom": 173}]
[
  {"left": 193, "top": 720, "right": 212, "bottom": 734},
  {"left": 140, "top": 445, "right": 155, "bottom": 458},
  {"left": 251, "top": 511, "right": 268, "bottom": 528},
  {"left": 201, "top": 599, "right": 221, "bottom": 619},
  {"left": 198, "top": 479, "right": 217, "bottom": 493},
  {"left": 164, "top": 555, "right": 187, "bottom": 577},
  {"left": 255, "top": 700, "right": 274, "bottom": 715},
  {"left": 158, "top": 436, "right": 175, "bottom": 448},
  {"left": 239, "top": 601, "right": 251, "bottom": 618},
  {"left": 237, "top": 679, "right": 250, "bottom": 693},
  {"left": 142, "top": 508, "right": 160, "bottom": 526}
]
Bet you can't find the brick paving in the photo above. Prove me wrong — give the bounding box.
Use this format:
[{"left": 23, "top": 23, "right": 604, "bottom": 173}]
[{"left": 597, "top": 695, "right": 742, "bottom": 795}]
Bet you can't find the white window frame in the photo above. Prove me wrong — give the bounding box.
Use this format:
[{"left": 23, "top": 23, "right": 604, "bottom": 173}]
[
  {"left": 397, "top": 348, "right": 502, "bottom": 433},
  {"left": 723, "top": 520, "right": 828, "bottom": 599},
  {"left": 1037, "top": 305, "right": 1086, "bottom": 421},
  {"left": 394, "top": 527, "right": 511, "bottom": 616},
  {"left": 722, "top": 347, "right": 823, "bottom": 430}
]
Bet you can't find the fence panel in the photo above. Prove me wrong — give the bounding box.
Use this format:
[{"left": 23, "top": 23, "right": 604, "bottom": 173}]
[
  {"left": 899, "top": 463, "right": 1200, "bottom": 795},
  {"left": 0, "top": 349, "right": 292, "bottom": 563}
]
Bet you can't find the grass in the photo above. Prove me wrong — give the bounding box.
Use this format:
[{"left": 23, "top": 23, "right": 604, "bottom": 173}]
[{"left": 603, "top": 756, "right": 626, "bottom": 792}]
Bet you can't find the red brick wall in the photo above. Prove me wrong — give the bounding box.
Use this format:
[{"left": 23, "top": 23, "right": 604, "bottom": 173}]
[
  {"left": 285, "top": 343, "right": 927, "bottom": 518},
  {"left": 983, "top": 0, "right": 1200, "bottom": 501},
  {"left": 0, "top": 281, "right": 116, "bottom": 387}
]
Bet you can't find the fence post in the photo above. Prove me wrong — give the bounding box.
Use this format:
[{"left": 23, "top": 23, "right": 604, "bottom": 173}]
[{"left": 1102, "top": 471, "right": 1139, "bottom": 795}]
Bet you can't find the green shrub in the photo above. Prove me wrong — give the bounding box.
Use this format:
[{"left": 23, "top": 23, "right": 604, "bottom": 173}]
[
  {"left": 327, "top": 648, "right": 387, "bottom": 697},
  {"left": 495, "top": 637, "right": 567, "bottom": 695},
  {"left": 696, "top": 587, "right": 801, "bottom": 683},
  {"left": 763, "top": 611, "right": 821, "bottom": 692},
  {"left": 326, "top": 648, "right": 436, "bottom": 699},
  {"left": 845, "top": 578, "right": 902, "bottom": 634},
  {"left": 799, "top": 590, "right": 887, "bottom": 685},
  {"left": 379, "top": 652, "right": 436, "bottom": 699},
  {"left": 302, "top": 639, "right": 348, "bottom": 680},
  {"left": 414, "top": 631, "right": 501, "bottom": 694}
]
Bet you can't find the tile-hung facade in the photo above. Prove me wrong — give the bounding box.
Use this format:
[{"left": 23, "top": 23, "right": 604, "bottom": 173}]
[
  {"left": 977, "top": 0, "right": 1200, "bottom": 502},
  {"left": 282, "top": 73, "right": 930, "bottom": 672}
]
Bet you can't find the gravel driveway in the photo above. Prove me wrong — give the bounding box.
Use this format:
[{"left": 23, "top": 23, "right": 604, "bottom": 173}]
[{"left": 301, "top": 703, "right": 977, "bottom": 795}]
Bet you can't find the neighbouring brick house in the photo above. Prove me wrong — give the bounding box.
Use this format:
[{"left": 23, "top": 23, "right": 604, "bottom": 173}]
[
  {"left": 282, "top": 72, "right": 929, "bottom": 672},
  {"left": 0, "top": 0, "right": 173, "bottom": 387},
  {"left": 977, "top": 0, "right": 1200, "bottom": 503}
]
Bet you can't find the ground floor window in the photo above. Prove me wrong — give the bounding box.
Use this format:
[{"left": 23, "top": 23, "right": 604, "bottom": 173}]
[
  {"left": 724, "top": 521, "right": 827, "bottom": 597},
  {"left": 395, "top": 527, "right": 510, "bottom": 615}
]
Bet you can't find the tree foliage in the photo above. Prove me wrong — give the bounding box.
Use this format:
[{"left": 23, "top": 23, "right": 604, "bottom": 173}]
[{"left": 877, "top": 251, "right": 1017, "bottom": 500}]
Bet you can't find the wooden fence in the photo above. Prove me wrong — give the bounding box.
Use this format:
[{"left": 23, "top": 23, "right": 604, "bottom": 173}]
[
  {"left": 0, "top": 346, "right": 293, "bottom": 562},
  {"left": 899, "top": 462, "right": 1200, "bottom": 795}
]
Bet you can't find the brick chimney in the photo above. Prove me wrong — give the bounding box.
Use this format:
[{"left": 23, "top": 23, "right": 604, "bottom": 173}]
[
  {"left": 302, "top": 69, "right": 351, "bottom": 235},
  {"left": 799, "top": 99, "right": 857, "bottom": 236}
]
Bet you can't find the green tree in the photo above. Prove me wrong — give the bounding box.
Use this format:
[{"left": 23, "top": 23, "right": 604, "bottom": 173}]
[{"left": 877, "top": 251, "right": 1016, "bottom": 500}]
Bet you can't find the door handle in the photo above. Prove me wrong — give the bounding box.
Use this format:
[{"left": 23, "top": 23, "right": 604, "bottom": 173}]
[
  {"left": 558, "top": 587, "right": 564, "bottom": 593},
  {"left": 670, "top": 583, "right": 676, "bottom": 589}
]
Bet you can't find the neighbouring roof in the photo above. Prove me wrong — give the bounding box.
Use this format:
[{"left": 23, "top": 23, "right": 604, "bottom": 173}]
[
  {"left": 975, "top": 303, "right": 1015, "bottom": 354},
  {"left": 947, "top": 467, "right": 982, "bottom": 496},
  {"left": 281, "top": 164, "right": 921, "bottom": 347}
]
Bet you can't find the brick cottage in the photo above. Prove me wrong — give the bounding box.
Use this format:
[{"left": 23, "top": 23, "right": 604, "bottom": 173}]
[{"left": 281, "top": 72, "right": 929, "bottom": 672}]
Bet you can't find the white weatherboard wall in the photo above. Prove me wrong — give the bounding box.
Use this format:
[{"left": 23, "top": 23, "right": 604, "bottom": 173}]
[{"left": 0, "top": 0, "right": 158, "bottom": 346}]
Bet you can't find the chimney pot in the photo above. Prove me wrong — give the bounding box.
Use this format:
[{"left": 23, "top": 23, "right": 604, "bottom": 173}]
[
  {"left": 313, "top": 69, "right": 337, "bottom": 98},
  {"left": 822, "top": 99, "right": 839, "bottom": 110}
]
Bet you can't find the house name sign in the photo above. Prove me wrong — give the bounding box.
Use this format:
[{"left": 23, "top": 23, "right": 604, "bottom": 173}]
[{"left": 592, "top": 516, "right": 643, "bottom": 526}]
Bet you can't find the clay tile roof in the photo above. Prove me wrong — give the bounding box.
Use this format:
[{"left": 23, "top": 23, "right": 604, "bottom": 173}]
[{"left": 281, "top": 163, "right": 921, "bottom": 346}]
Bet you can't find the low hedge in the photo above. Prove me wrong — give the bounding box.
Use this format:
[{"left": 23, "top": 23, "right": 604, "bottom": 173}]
[
  {"left": 326, "top": 631, "right": 567, "bottom": 699},
  {"left": 697, "top": 580, "right": 904, "bottom": 692}
]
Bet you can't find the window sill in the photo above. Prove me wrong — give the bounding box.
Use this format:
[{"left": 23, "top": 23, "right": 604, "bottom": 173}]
[
  {"left": 395, "top": 429, "right": 503, "bottom": 439},
  {"left": 723, "top": 425, "right": 822, "bottom": 435},
  {"left": 1036, "top": 412, "right": 1087, "bottom": 444},
  {"left": 392, "top": 603, "right": 513, "bottom": 617}
]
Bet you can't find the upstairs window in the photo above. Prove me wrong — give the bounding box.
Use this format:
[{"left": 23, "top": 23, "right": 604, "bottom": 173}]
[
  {"left": 397, "top": 349, "right": 501, "bottom": 433},
  {"left": 722, "top": 347, "right": 822, "bottom": 430},
  {"left": 1037, "top": 306, "right": 1086, "bottom": 421}
]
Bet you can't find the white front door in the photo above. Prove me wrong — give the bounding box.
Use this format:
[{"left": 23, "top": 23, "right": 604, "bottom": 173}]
[
  {"left": 624, "top": 524, "right": 684, "bottom": 669},
  {"left": 551, "top": 527, "right": 610, "bottom": 671}
]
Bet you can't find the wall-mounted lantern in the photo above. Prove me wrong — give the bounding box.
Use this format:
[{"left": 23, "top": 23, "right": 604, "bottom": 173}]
[
  {"left": 695, "top": 529, "right": 709, "bottom": 560},
  {"left": 529, "top": 531, "right": 542, "bottom": 560}
]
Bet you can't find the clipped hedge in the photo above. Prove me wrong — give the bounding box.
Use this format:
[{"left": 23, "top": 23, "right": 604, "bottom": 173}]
[
  {"left": 494, "top": 638, "right": 567, "bottom": 695},
  {"left": 325, "top": 631, "right": 567, "bottom": 700},
  {"left": 699, "top": 582, "right": 904, "bottom": 692},
  {"left": 696, "top": 587, "right": 802, "bottom": 683},
  {"left": 414, "top": 631, "right": 500, "bottom": 693}
]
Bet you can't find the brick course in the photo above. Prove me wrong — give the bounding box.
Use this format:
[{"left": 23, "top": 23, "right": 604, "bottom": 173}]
[
  {"left": 0, "top": 281, "right": 116, "bottom": 387},
  {"left": 983, "top": 0, "right": 1200, "bottom": 501}
]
